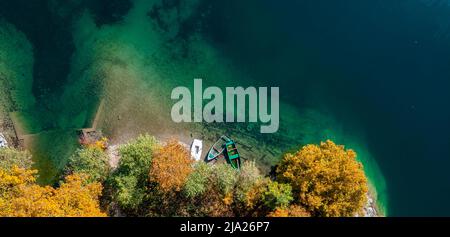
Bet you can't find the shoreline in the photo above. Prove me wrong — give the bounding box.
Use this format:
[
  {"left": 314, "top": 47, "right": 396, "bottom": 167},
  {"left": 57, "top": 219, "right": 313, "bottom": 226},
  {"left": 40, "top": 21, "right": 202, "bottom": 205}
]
[
  {"left": 2, "top": 89, "right": 386, "bottom": 216},
  {"left": 365, "top": 183, "right": 384, "bottom": 217},
  {"left": 106, "top": 126, "right": 385, "bottom": 217}
]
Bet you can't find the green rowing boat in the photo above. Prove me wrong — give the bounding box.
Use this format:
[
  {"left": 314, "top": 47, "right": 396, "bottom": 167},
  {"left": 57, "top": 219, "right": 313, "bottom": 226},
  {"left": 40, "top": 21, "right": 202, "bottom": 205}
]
[
  {"left": 225, "top": 139, "right": 241, "bottom": 169},
  {"left": 206, "top": 135, "right": 227, "bottom": 161},
  {"left": 206, "top": 135, "right": 241, "bottom": 169}
]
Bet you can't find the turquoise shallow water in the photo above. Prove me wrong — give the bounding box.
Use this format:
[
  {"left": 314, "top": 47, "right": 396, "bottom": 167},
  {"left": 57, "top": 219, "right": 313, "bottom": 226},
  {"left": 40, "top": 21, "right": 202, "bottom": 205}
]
[{"left": 1, "top": 0, "right": 450, "bottom": 216}]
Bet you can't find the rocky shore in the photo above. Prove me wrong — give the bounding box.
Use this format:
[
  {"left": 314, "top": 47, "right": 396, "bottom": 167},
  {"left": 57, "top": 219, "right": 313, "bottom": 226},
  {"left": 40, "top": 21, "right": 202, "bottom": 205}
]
[{"left": 362, "top": 193, "right": 379, "bottom": 217}]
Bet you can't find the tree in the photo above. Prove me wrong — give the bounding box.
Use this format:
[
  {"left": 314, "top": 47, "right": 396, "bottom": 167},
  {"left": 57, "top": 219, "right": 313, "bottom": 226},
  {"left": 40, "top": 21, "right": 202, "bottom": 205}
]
[
  {"left": 0, "top": 148, "right": 32, "bottom": 171},
  {"left": 277, "top": 140, "right": 368, "bottom": 217},
  {"left": 267, "top": 205, "right": 311, "bottom": 217},
  {"left": 232, "top": 161, "right": 263, "bottom": 216},
  {"left": 183, "top": 161, "right": 294, "bottom": 217},
  {"left": 183, "top": 162, "right": 212, "bottom": 198},
  {"left": 198, "top": 163, "right": 238, "bottom": 217},
  {"left": 150, "top": 139, "right": 193, "bottom": 192},
  {"left": 261, "top": 181, "right": 293, "bottom": 210},
  {"left": 211, "top": 163, "right": 239, "bottom": 198},
  {"left": 52, "top": 173, "right": 105, "bottom": 217},
  {"left": 144, "top": 140, "right": 195, "bottom": 216},
  {"left": 244, "top": 179, "right": 294, "bottom": 216},
  {"left": 107, "top": 135, "right": 159, "bottom": 212},
  {"left": 181, "top": 163, "right": 238, "bottom": 217},
  {"left": 116, "top": 135, "right": 159, "bottom": 176},
  {"left": 266, "top": 208, "right": 289, "bottom": 217},
  {"left": 287, "top": 205, "right": 311, "bottom": 217},
  {"left": 67, "top": 147, "right": 109, "bottom": 183},
  {"left": 0, "top": 166, "right": 105, "bottom": 217}
]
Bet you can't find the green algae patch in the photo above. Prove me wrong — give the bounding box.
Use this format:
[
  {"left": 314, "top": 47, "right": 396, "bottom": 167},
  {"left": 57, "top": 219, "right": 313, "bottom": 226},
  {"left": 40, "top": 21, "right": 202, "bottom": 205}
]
[
  {"left": 0, "top": 0, "right": 389, "bottom": 215},
  {"left": 0, "top": 20, "right": 35, "bottom": 113}
]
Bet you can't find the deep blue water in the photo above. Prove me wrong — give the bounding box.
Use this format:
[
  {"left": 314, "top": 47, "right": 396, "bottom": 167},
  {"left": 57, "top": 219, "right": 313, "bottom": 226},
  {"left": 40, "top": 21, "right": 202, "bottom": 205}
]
[{"left": 203, "top": 0, "right": 450, "bottom": 216}]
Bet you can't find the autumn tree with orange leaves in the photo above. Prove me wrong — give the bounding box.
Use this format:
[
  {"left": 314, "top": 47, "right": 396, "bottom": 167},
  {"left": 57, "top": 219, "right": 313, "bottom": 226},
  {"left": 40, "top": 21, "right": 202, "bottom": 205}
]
[
  {"left": 150, "top": 139, "right": 193, "bottom": 192},
  {"left": 267, "top": 205, "right": 311, "bottom": 217}
]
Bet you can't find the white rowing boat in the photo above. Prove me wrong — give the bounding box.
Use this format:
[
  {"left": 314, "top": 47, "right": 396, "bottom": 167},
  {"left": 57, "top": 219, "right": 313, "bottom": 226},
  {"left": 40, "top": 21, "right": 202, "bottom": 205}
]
[
  {"left": 0, "top": 133, "right": 8, "bottom": 148},
  {"left": 190, "top": 139, "right": 203, "bottom": 161}
]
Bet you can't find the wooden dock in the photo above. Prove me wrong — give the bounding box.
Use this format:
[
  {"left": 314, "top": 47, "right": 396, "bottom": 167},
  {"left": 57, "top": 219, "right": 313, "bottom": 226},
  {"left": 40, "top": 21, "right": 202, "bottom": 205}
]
[
  {"left": 79, "top": 99, "right": 105, "bottom": 135},
  {"left": 9, "top": 99, "right": 105, "bottom": 149}
]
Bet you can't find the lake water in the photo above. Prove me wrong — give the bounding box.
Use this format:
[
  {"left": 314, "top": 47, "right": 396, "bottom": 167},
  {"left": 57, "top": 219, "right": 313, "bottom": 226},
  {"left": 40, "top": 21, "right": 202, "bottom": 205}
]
[
  {"left": 203, "top": 0, "right": 450, "bottom": 216},
  {"left": 1, "top": 0, "right": 450, "bottom": 216}
]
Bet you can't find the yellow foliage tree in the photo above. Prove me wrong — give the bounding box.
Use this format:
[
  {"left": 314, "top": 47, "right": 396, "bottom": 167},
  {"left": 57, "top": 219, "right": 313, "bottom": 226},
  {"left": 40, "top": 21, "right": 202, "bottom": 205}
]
[
  {"left": 150, "top": 139, "right": 193, "bottom": 192},
  {"left": 88, "top": 137, "right": 109, "bottom": 151},
  {"left": 51, "top": 174, "right": 106, "bottom": 217},
  {"left": 267, "top": 205, "right": 311, "bottom": 217},
  {"left": 277, "top": 140, "right": 368, "bottom": 217},
  {"left": 0, "top": 166, "right": 106, "bottom": 217},
  {"left": 267, "top": 208, "right": 289, "bottom": 217},
  {"left": 288, "top": 205, "right": 312, "bottom": 217}
]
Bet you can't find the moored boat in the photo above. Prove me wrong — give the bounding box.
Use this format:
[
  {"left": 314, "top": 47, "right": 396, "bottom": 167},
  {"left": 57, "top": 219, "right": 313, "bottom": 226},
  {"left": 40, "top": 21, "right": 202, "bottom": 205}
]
[
  {"left": 206, "top": 135, "right": 241, "bottom": 169},
  {"left": 190, "top": 139, "right": 203, "bottom": 161},
  {"left": 206, "top": 135, "right": 228, "bottom": 161},
  {"left": 0, "top": 133, "right": 8, "bottom": 148},
  {"left": 225, "top": 139, "right": 241, "bottom": 169}
]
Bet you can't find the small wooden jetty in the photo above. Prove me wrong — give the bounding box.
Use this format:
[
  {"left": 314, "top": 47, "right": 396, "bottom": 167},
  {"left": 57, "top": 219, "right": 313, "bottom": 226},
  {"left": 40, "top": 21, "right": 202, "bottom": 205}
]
[
  {"left": 9, "top": 111, "right": 32, "bottom": 148},
  {"left": 9, "top": 99, "right": 106, "bottom": 149},
  {"left": 77, "top": 100, "right": 105, "bottom": 144}
]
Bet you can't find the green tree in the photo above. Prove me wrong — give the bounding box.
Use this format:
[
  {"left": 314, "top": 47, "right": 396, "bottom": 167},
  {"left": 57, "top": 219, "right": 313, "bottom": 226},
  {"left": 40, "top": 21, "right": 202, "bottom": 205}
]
[
  {"left": 261, "top": 181, "right": 293, "bottom": 210},
  {"left": 183, "top": 162, "right": 288, "bottom": 217},
  {"left": 67, "top": 147, "right": 109, "bottom": 183},
  {"left": 245, "top": 179, "right": 294, "bottom": 216},
  {"left": 0, "top": 148, "right": 32, "bottom": 171},
  {"left": 183, "top": 162, "right": 211, "bottom": 198},
  {"left": 212, "top": 163, "right": 238, "bottom": 197},
  {"left": 182, "top": 163, "right": 238, "bottom": 217},
  {"left": 107, "top": 135, "right": 159, "bottom": 213},
  {"left": 232, "top": 161, "right": 263, "bottom": 216}
]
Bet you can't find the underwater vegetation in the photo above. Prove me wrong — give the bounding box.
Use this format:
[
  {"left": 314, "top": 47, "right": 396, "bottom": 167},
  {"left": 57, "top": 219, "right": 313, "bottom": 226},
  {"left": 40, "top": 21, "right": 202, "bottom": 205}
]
[{"left": 0, "top": 0, "right": 388, "bottom": 214}]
